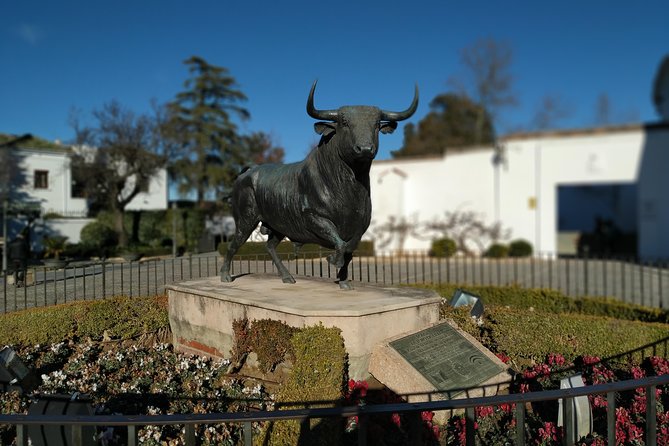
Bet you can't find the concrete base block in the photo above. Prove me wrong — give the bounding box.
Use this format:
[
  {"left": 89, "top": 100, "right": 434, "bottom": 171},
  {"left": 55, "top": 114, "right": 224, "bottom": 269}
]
[{"left": 167, "top": 274, "right": 441, "bottom": 380}]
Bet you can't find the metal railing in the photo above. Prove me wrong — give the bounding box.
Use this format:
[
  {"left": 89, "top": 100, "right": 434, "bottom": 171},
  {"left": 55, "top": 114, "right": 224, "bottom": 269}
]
[
  {"left": 2, "top": 251, "right": 669, "bottom": 313},
  {"left": 2, "top": 374, "right": 668, "bottom": 445}
]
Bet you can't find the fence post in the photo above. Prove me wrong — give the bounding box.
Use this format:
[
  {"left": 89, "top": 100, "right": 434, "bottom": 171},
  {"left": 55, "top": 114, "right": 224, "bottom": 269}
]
[
  {"left": 563, "top": 396, "right": 575, "bottom": 446},
  {"left": 15, "top": 424, "right": 28, "bottom": 445},
  {"left": 465, "top": 406, "right": 476, "bottom": 446},
  {"left": 185, "top": 423, "right": 196, "bottom": 445},
  {"left": 584, "top": 253, "right": 589, "bottom": 297},
  {"left": 127, "top": 424, "right": 138, "bottom": 446},
  {"left": 516, "top": 403, "right": 526, "bottom": 446},
  {"left": 647, "top": 385, "right": 657, "bottom": 446},
  {"left": 102, "top": 260, "right": 106, "bottom": 299},
  {"left": 607, "top": 391, "right": 616, "bottom": 446},
  {"left": 244, "top": 420, "right": 254, "bottom": 446}
]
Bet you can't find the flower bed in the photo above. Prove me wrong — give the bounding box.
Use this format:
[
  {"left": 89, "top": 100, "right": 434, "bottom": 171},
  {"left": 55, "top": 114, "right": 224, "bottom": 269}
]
[
  {"left": 0, "top": 340, "right": 273, "bottom": 445},
  {"left": 443, "top": 353, "right": 669, "bottom": 445}
]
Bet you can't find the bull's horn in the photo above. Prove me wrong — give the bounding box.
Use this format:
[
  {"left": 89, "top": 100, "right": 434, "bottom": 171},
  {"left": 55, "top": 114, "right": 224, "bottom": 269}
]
[
  {"left": 306, "top": 80, "right": 339, "bottom": 121},
  {"left": 380, "top": 84, "right": 419, "bottom": 121}
]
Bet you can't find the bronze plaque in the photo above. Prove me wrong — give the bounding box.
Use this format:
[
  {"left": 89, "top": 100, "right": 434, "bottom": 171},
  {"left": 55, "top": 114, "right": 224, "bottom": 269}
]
[{"left": 390, "top": 323, "right": 504, "bottom": 396}]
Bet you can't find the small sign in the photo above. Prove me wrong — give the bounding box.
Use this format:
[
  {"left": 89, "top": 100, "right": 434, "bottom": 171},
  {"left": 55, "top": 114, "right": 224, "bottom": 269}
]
[{"left": 390, "top": 323, "right": 504, "bottom": 396}]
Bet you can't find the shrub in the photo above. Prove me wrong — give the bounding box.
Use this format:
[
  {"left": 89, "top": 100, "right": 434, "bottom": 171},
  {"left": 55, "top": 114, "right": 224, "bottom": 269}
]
[
  {"left": 429, "top": 283, "right": 669, "bottom": 324},
  {"left": 263, "top": 325, "right": 347, "bottom": 445},
  {"left": 0, "top": 295, "right": 169, "bottom": 347},
  {"left": 80, "top": 221, "right": 118, "bottom": 251},
  {"left": 430, "top": 238, "right": 457, "bottom": 258},
  {"left": 508, "top": 239, "right": 533, "bottom": 257},
  {"left": 249, "top": 320, "right": 298, "bottom": 373},
  {"left": 484, "top": 243, "right": 509, "bottom": 258},
  {"left": 442, "top": 305, "right": 669, "bottom": 368}
]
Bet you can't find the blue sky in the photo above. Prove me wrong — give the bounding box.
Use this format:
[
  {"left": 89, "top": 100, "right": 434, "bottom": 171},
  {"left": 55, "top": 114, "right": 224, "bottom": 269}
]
[{"left": 1, "top": 1, "right": 668, "bottom": 163}]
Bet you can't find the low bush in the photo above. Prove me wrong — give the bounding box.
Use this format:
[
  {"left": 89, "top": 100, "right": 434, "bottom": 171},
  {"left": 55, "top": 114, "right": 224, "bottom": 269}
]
[
  {"left": 443, "top": 305, "right": 669, "bottom": 368},
  {"left": 263, "top": 324, "right": 347, "bottom": 445},
  {"left": 508, "top": 239, "right": 533, "bottom": 257},
  {"left": 0, "top": 295, "right": 169, "bottom": 347},
  {"left": 429, "top": 283, "right": 669, "bottom": 324},
  {"left": 430, "top": 238, "right": 457, "bottom": 258},
  {"left": 79, "top": 221, "right": 118, "bottom": 251},
  {"left": 484, "top": 243, "right": 509, "bottom": 258}
]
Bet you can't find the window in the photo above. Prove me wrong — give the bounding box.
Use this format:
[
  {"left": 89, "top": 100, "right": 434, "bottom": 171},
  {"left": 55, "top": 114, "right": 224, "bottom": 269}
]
[{"left": 34, "top": 170, "right": 48, "bottom": 189}]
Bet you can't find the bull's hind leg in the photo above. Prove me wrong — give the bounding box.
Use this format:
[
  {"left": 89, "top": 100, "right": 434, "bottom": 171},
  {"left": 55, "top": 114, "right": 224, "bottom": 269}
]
[
  {"left": 220, "top": 219, "right": 259, "bottom": 282},
  {"left": 336, "top": 252, "right": 354, "bottom": 290},
  {"left": 266, "top": 231, "right": 296, "bottom": 283},
  {"left": 266, "top": 231, "right": 296, "bottom": 284}
]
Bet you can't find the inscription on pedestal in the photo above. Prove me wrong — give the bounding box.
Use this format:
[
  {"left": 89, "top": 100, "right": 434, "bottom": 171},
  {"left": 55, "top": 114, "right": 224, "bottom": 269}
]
[{"left": 390, "top": 323, "right": 504, "bottom": 395}]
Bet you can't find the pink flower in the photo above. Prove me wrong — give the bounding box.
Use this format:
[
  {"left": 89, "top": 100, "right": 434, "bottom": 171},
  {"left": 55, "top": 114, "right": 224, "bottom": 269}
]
[
  {"left": 421, "top": 411, "right": 434, "bottom": 422},
  {"left": 391, "top": 413, "right": 401, "bottom": 427},
  {"left": 547, "top": 353, "right": 566, "bottom": 367},
  {"left": 476, "top": 405, "right": 494, "bottom": 418}
]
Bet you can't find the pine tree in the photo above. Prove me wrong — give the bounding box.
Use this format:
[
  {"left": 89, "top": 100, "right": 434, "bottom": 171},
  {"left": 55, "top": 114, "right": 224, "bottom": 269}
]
[{"left": 163, "top": 56, "right": 250, "bottom": 205}]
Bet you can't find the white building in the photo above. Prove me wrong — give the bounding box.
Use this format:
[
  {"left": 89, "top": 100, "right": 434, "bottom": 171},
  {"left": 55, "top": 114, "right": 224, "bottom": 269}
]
[
  {"left": 5, "top": 143, "right": 168, "bottom": 248},
  {"left": 367, "top": 122, "right": 669, "bottom": 260}
]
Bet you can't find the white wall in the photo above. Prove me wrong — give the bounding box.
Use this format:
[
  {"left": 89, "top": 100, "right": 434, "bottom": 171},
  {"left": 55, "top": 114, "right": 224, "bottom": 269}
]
[
  {"left": 14, "top": 148, "right": 88, "bottom": 216},
  {"left": 367, "top": 126, "right": 658, "bottom": 257},
  {"left": 125, "top": 169, "right": 169, "bottom": 211},
  {"left": 503, "top": 128, "right": 643, "bottom": 254}
]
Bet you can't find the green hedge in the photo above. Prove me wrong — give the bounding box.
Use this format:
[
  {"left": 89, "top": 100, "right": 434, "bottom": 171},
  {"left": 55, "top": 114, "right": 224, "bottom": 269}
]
[
  {"left": 262, "top": 324, "right": 346, "bottom": 445},
  {"left": 484, "top": 243, "right": 509, "bottom": 258},
  {"left": 0, "top": 295, "right": 169, "bottom": 347},
  {"left": 444, "top": 305, "right": 669, "bottom": 367},
  {"left": 218, "top": 240, "right": 375, "bottom": 258},
  {"left": 428, "top": 283, "right": 669, "bottom": 324},
  {"left": 430, "top": 238, "right": 457, "bottom": 258}
]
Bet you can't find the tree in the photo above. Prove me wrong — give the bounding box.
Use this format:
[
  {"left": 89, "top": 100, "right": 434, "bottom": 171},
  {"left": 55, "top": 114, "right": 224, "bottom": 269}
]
[
  {"left": 239, "top": 131, "right": 285, "bottom": 165},
  {"left": 392, "top": 93, "right": 494, "bottom": 158},
  {"left": 451, "top": 38, "right": 517, "bottom": 143},
  {"left": 71, "top": 101, "right": 166, "bottom": 248},
  {"left": 594, "top": 93, "right": 611, "bottom": 126},
  {"left": 422, "top": 210, "right": 510, "bottom": 256},
  {"left": 531, "top": 94, "right": 572, "bottom": 130},
  {"left": 162, "top": 56, "right": 250, "bottom": 205}
]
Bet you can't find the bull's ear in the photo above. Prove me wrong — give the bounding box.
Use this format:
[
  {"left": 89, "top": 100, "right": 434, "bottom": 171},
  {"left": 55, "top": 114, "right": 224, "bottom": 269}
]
[
  {"left": 380, "top": 121, "right": 398, "bottom": 134},
  {"left": 314, "top": 122, "right": 336, "bottom": 136}
]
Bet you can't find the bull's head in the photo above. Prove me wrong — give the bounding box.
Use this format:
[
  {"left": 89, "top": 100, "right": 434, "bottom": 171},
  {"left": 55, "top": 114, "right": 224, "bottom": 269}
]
[{"left": 307, "top": 81, "right": 418, "bottom": 161}]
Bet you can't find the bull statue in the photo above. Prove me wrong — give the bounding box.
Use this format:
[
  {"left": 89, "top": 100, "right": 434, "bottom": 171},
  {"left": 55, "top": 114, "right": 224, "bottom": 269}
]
[{"left": 220, "top": 81, "right": 418, "bottom": 289}]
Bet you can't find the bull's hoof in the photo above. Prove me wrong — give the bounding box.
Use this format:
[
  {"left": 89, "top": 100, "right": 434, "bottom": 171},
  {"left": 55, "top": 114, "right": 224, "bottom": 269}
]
[
  {"left": 338, "top": 280, "right": 354, "bottom": 290},
  {"left": 281, "top": 275, "right": 297, "bottom": 284},
  {"left": 221, "top": 273, "right": 233, "bottom": 283},
  {"left": 327, "top": 252, "right": 345, "bottom": 268}
]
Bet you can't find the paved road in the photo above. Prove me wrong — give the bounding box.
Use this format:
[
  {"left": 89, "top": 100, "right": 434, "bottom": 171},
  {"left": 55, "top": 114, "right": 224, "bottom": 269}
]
[{"left": 2, "top": 253, "right": 668, "bottom": 313}]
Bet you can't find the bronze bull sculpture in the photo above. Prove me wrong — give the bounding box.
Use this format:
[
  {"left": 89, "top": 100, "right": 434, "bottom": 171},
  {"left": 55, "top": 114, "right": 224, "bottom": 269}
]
[{"left": 220, "top": 81, "right": 418, "bottom": 289}]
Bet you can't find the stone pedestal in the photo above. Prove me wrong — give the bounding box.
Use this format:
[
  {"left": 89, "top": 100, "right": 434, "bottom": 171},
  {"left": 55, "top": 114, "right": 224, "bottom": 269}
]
[{"left": 166, "top": 274, "right": 441, "bottom": 379}]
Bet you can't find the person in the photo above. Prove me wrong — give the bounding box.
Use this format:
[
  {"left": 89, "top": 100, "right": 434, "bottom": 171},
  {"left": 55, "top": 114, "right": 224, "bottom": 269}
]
[{"left": 8, "top": 233, "right": 29, "bottom": 287}]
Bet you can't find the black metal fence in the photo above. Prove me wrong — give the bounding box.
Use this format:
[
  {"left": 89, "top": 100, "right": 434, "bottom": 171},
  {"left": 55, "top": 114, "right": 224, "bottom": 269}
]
[
  {"left": 2, "top": 252, "right": 668, "bottom": 313},
  {"left": 2, "top": 373, "right": 668, "bottom": 446}
]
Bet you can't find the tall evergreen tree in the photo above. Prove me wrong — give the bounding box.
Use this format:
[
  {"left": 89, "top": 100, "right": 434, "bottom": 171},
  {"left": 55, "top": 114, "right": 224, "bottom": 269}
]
[{"left": 162, "top": 56, "right": 250, "bottom": 205}]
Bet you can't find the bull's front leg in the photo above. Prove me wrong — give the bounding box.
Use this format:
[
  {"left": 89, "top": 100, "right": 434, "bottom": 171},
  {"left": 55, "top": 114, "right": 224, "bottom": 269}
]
[{"left": 304, "top": 212, "right": 346, "bottom": 268}]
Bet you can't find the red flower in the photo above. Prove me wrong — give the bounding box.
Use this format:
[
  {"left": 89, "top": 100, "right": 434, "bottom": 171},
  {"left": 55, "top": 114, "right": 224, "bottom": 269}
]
[{"left": 496, "top": 352, "right": 510, "bottom": 364}]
